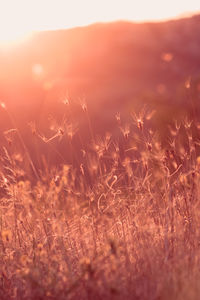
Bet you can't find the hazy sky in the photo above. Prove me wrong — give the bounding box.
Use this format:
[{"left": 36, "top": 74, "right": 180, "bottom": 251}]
[{"left": 0, "top": 0, "right": 200, "bottom": 42}]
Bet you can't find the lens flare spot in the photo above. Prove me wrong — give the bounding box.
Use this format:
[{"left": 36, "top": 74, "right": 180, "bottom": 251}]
[
  {"left": 161, "top": 52, "right": 174, "bottom": 62},
  {"left": 32, "top": 64, "right": 44, "bottom": 78}
]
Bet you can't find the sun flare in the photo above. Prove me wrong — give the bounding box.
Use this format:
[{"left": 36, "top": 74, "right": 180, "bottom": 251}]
[
  {"left": 0, "top": 27, "right": 31, "bottom": 45},
  {"left": 0, "top": 0, "right": 199, "bottom": 45}
]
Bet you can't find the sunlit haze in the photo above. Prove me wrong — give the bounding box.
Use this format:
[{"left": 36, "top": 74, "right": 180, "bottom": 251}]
[{"left": 0, "top": 0, "right": 200, "bottom": 44}]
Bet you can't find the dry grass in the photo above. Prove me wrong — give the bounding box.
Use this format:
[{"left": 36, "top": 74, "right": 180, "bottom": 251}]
[{"left": 1, "top": 103, "right": 200, "bottom": 300}]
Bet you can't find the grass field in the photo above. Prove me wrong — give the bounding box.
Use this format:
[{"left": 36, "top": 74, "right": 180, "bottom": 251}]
[{"left": 1, "top": 101, "right": 200, "bottom": 300}]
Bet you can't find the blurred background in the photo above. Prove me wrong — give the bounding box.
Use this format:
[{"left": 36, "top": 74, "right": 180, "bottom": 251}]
[{"left": 0, "top": 1, "right": 200, "bottom": 171}]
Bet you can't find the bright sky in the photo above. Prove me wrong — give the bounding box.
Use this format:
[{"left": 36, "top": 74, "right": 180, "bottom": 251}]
[{"left": 0, "top": 0, "right": 200, "bottom": 43}]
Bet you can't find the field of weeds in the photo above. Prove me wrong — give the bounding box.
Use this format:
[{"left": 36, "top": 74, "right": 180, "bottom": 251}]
[{"left": 1, "top": 102, "right": 200, "bottom": 300}]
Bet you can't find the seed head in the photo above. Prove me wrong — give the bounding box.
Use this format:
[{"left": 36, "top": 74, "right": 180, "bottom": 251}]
[{"left": 137, "top": 119, "right": 143, "bottom": 131}]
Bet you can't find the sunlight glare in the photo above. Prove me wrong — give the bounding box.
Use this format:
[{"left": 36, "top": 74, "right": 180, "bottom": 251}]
[
  {"left": 0, "top": 0, "right": 199, "bottom": 45},
  {"left": 0, "top": 27, "right": 31, "bottom": 45}
]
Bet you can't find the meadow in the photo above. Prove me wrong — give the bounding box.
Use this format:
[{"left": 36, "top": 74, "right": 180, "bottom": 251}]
[
  {"left": 1, "top": 96, "right": 200, "bottom": 300},
  {"left": 0, "top": 14, "right": 200, "bottom": 300}
]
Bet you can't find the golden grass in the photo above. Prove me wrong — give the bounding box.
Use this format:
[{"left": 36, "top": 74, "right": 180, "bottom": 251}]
[{"left": 1, "top": 104, "right": 200, "bottom": 300}]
